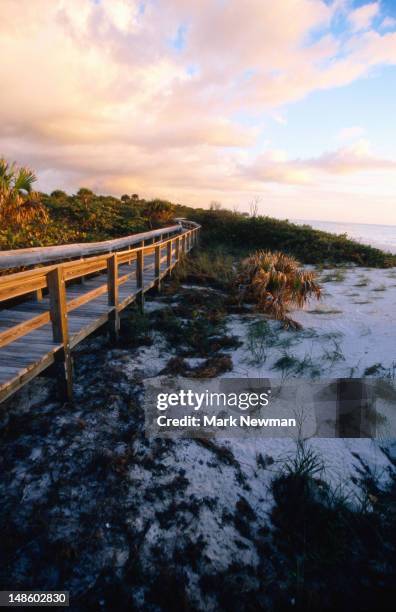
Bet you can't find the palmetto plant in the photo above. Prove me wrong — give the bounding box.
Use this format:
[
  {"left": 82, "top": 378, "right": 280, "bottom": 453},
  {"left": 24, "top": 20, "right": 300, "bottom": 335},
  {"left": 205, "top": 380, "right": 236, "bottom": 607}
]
[
  {"left": 0, "top": 158, "right": 48, "bottom": 231},
  {"left": 236, "top": 250, "right": 321, "bottom": 329}
]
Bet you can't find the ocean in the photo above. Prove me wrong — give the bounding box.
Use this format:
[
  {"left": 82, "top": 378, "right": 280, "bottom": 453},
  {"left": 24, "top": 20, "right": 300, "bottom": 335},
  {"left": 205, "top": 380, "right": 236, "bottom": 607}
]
[{"left": 293, "top": 219, "right": 396, "bottom": 255}]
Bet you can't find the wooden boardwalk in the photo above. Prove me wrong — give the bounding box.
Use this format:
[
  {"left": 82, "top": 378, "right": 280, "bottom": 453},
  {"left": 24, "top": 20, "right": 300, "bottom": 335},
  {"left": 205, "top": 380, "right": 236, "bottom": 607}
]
[{"left": 0, "top": 220, "right": 200, "bottom": 403}]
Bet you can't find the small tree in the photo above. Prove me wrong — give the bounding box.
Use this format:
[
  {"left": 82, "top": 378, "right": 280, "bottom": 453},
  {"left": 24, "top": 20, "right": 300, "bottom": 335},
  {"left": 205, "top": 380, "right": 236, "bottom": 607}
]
[
  {"left": 249, "top": 195, "right": 262, "bottom": 218},
  {"left": 0, "top": 158, "right": 48, "bottom": 231},
  {"left": 50, "top": 189, "right": 67, "bottom": 199},
  {"left": 142, "top": 199, "right": 175, "bottom": 228},
  {"left": 210, "top": 200, "right": 222, "bottom": 211}
]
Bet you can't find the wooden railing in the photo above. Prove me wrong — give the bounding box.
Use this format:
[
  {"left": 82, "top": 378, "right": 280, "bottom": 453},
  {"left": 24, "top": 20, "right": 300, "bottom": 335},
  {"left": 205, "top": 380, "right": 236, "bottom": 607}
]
[
  {"left": 0, "top": 219, "right": 200, "bottom": 403},
  {"left": 0, "top": 224, "right": 185, "bottom": 270}
]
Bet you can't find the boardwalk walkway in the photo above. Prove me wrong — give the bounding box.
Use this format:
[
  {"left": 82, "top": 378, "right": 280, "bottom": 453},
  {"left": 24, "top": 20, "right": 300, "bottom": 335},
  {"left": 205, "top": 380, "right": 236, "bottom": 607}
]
[{"left": 0, "top": 220, "right": 199, "bottom": 403}]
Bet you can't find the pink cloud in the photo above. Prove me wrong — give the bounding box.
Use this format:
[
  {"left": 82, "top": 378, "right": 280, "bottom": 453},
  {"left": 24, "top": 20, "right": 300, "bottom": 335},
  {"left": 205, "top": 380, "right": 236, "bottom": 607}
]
[
  {"left": 348, "top": 2, "right": 379, "bottom": 32},
  {"left": 0, "top": 0, "right": 396, "bottom": 223},
  {"left": 242, "top": 141, "right": 396, "bottom": 184}
]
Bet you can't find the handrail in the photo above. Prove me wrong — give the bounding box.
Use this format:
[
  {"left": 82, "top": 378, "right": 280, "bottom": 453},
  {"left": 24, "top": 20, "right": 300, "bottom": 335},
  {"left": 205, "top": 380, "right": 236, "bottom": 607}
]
[
  {"left": 0, "top": 223, "right": 184, "bottom": 270},
  {"left": 0, "top": 221, "right": 201, "bottom": 403}
]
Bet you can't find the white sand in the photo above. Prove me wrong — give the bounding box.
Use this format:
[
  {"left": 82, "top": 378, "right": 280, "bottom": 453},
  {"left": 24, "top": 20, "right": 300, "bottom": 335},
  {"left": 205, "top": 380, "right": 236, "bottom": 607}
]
[{"left": 229, "top": 266, "right": 396, "bottom": 380}]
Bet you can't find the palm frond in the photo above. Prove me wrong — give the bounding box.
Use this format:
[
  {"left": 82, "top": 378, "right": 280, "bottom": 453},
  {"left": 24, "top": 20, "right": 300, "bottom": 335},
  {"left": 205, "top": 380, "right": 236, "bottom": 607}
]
[
  {"left": 236, "top": 250, "right": 322, "bottom": 328},
  {"left": 14, "top": 167, "right": 36, "bottom": 194},
  {"left": 0, "top": 158, "right": 46, "bottom": 231}
]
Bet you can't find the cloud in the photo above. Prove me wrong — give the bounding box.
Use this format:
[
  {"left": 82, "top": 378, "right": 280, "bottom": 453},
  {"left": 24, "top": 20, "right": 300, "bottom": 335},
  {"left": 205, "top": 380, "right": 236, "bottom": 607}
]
[
  {"left": 0, "top": 0, "right": 396, "bottom": 223},
  {"left": 381, "top": 16, "right": 396, "bottom": 30},
  {"left": 242, "top": 140, "right": 396, "bottom": 185},
  {"left": 337, "top": 126, "right": 366, "bottom": 142},
  {"left": 348, "top": 2, "right": 379, "bottom": 32}
]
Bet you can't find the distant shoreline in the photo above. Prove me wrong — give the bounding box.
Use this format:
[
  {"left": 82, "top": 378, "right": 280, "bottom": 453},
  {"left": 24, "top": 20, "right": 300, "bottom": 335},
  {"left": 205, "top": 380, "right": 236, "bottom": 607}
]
[{"left": 292, "top": 218, "right": 396, "bottom": 255}]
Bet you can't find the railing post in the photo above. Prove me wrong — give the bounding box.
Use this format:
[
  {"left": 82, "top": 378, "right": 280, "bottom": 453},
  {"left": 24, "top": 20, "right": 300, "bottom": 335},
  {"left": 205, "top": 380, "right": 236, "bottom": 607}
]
[
  {"left": 47, "top": 266, "right": 73, "bottom": 403},
  {"left": 175, "top": 236, "right": 180, "bottom": 262},
  {"left": 107, "top": 253, "right": 120, "bottom": 343},
  {"left": 167, "top": 240, "right": 172, "bottom": 270},
  {"left": 34, "top": 265, "right": 43, "bottom": 301},
  {"left": 155, "top": 244, "right": 161, "bottom": 290},
  {"left": 136, "top": 248, "right": 144, "bottom": 312}
]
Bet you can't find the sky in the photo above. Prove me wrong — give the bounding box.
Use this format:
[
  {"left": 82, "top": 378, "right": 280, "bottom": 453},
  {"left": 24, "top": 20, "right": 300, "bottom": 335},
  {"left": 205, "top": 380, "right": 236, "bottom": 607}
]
[{"left": 1, "top": 0, "right": 396, "bottom": 224}]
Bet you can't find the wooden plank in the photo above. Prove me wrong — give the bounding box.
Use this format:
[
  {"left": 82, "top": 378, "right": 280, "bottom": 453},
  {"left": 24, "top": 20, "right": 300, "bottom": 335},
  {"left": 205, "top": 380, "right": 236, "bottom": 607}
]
[
  {"left": 67, "top": 283, "right": 108, "bottom": 311},
  {"left": 0, "top": 274, "right": 48, "bottom": 302},
  {"left": 0, "top": 352, "right": 56, "bottom": 402},
  {"left": 117, "top": 250, "right": 137, "bottom": 265},
  {"left": 0, "top": 311, "right": 50, "bottom": 348},
  {"left": 142, "top": 245, "right": 156, "bottom": 257},
  {"left": 62, "top": 256, "right": 109, "bottom": 280},
  {"left": 69, "top": 312, "right": 110, "bottom": 348}
]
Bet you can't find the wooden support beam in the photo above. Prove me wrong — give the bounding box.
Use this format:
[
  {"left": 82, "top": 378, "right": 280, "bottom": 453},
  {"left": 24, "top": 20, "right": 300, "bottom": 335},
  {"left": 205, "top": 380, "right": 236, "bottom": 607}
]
[
  {"left": 107, "top": 253, "right": 120, "bottom": 343},
  {"left": 155, "top": 244, "right": 161, "bottom": 290},
  {"left": 136, "top": 249, "right": 144, "bottom": 290},
  {"left": 47, "top": 266, "right": 73, "bottom": 403},
  {"left": 167, "top": 240, "right": 172, "bottom": 270},
  {"left": 135, "top": 248, "right": 145, "bottom": 311},
  {"left": 175, "top": 236, "right": 180, "bottom": 262}
]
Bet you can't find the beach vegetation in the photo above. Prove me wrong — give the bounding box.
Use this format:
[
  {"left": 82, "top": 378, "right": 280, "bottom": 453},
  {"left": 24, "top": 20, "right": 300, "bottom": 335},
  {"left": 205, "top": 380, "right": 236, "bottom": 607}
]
[
  {"left": 321, "top": 269, "right": 346, "bottom": 282},
  {"left": 322, "top": 340, "right": 345, "bottom": 366},
  {"left": 272, "top": 350, "right": 321, "bottom": 378},
  {"left": 1, "top": 157, "right": 396, "bottom": 269},
  {"left": 0, "top": 159, "right": 48, "bottom": 247},
  {"left": 307, "top": 307, "right": 342, "bottom": 315},
  {"left": 235, "top": 250, "right": 322, "bottom": 329},
  {"left": 182, "top": 206, "right": 396, "bottom": 268}
]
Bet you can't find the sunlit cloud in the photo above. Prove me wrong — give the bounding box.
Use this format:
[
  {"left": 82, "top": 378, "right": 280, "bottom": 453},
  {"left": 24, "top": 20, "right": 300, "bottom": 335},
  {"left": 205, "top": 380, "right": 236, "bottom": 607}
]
[
  {"left": 348, "top": 2, "right": 379, "bottom": 32},
  {"left": 241, "top": 140, "right": 396, "bottom": 185},
  {"left": 0, "top": 0, "right": 396, "bottom": 222}
]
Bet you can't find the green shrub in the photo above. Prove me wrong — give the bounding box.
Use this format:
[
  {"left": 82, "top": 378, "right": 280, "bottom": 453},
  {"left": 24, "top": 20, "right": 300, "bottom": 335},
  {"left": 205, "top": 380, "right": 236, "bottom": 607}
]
[{"left": 236, "top": 250, "right": 322, "bottom": 328}]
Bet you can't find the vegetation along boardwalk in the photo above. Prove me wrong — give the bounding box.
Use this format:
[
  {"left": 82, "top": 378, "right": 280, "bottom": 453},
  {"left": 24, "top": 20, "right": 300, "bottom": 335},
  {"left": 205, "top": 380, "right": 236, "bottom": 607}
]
[{"left": 0, "top": 219, "right": 200, "bottom": 404}]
